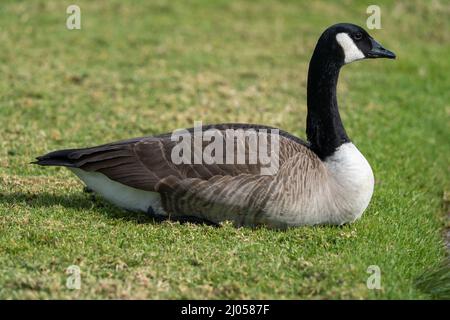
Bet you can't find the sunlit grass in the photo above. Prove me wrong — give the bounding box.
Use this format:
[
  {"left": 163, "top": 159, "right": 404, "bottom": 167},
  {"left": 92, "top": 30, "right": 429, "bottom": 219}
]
[{"left": 0, "top": 0, "right": 448, "bottom": 299}]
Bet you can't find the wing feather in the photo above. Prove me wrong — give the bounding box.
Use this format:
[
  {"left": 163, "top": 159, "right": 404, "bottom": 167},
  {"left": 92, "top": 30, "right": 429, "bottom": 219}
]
[{"left": 36, "top": 123, "right": 310, "bottom": 194}]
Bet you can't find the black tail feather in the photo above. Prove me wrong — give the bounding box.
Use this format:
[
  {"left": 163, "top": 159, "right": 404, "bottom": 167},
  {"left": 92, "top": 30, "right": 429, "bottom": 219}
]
[{"left": 32, "top": 149, "right": 80, "bottom": 167}]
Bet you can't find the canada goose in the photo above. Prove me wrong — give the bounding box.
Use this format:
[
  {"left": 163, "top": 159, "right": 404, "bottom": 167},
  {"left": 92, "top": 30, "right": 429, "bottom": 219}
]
[{"left": 34, "top": 23, "right": 395, "bottom": 229}]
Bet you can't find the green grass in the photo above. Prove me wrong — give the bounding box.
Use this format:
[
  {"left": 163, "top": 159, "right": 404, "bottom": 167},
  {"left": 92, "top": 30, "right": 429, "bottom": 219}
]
[{"left": 0, "top": 0, "right": 449, "bottom": 299}]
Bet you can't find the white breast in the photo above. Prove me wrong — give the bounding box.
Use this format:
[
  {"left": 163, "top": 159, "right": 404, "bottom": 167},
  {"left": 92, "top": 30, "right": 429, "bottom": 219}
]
[{"left": 324, "top": 142, "right": 374, "bottom": 223}]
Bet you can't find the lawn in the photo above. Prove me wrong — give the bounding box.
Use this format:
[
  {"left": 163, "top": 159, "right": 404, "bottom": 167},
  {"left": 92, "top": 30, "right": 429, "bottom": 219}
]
[{"left": 0, "top": 0, "right": 449, "bottom": 299}]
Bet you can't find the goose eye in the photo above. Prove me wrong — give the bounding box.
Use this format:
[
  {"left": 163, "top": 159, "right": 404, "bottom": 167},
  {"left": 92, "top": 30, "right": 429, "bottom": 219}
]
[{"left": 353, "top": 32, "right": 363, "bottom": 41}]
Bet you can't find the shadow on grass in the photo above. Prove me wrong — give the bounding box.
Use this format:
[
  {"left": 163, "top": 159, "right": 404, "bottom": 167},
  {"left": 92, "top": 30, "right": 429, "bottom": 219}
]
[
  {"left": 0, "top": 191, "right": 217, "bottom": 226},
  {"left": 0, "top": 191, "right": 154, "bottom": 224}
]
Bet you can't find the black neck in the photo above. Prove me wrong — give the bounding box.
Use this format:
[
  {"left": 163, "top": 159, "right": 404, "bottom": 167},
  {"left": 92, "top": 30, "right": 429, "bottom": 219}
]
[{"left": 306, "top": 47, "right": 349, "bottom": 159}]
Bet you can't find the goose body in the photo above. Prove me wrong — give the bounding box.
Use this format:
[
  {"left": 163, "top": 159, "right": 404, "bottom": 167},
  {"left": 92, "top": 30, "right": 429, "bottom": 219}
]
[{"left": 34, "top": 23, "right": 395, "bottom": 229}]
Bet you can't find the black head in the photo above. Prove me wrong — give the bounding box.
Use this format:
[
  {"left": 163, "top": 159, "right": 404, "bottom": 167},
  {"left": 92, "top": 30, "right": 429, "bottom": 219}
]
[
  {"left": 306, "top": 23, "right": 396, "bottom": 160},
  {"left": 314, "top": 23, "right": 396, "bottom": 66}
]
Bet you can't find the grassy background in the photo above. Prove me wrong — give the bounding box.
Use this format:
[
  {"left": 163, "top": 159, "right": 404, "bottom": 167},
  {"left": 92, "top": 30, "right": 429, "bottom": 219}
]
[{"left": 0, "top": 0, "right": 449, "bottom": 299}]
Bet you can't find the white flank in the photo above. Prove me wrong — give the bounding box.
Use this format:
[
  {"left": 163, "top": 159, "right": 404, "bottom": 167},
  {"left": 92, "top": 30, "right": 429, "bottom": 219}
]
[
  {"left": 324, "top": 142, "right": 374, "bottom": 222},
  {"left": 336, "top": 33, "right": 365, "bottom": 64},
  {"left": 70, "top": 168, "right": 166, "bottom": 215}
]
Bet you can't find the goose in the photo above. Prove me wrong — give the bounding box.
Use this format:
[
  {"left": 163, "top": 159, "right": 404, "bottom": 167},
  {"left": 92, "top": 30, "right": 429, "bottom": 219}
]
[{"left": 34, "top": 23, "right": 395, "bottom": 229}]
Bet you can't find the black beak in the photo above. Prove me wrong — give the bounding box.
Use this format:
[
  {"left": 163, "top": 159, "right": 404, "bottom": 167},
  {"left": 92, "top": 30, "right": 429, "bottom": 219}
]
[{"left": 367, "top": 38, "right": 396, "bottom": 59}]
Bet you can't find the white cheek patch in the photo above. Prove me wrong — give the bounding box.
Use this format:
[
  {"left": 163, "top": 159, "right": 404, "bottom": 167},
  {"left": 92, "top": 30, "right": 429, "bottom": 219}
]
[{"left": 336, "top": 33, "right": 365, "bottom": 64}]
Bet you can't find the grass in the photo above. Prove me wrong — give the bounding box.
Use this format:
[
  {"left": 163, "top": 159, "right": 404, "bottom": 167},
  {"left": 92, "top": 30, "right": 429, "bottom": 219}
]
[{"left": 0, "top": 0, "right": 449, "bottom": 299}]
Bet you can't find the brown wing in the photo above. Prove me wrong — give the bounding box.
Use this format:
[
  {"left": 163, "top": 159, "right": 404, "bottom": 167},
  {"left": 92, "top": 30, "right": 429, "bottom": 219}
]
[
  {"left": 155, "top": 174, "right": 275, "bottom": 226},
  {"left": 154, "top": 147, "right": 324, "bottom": 228},
  {"left": 35, "top": 123, "right": 310, "bottom": 192}
]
